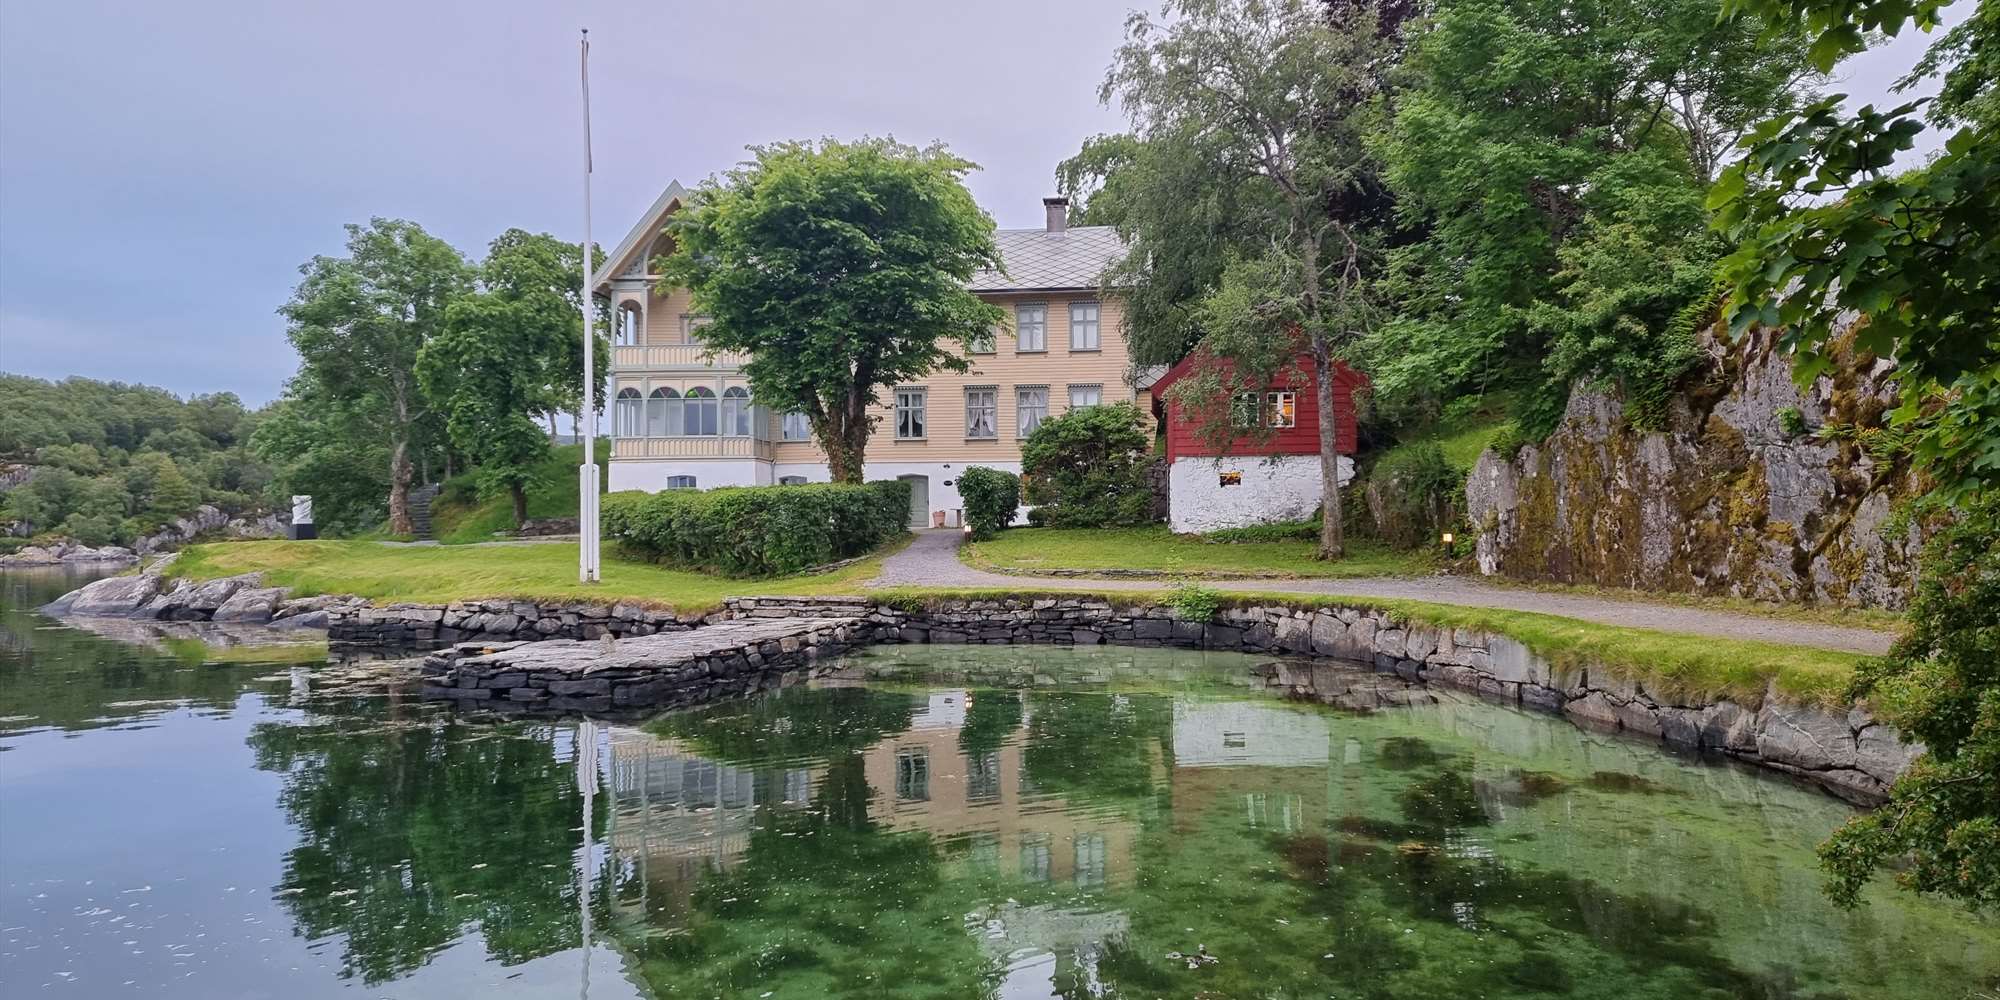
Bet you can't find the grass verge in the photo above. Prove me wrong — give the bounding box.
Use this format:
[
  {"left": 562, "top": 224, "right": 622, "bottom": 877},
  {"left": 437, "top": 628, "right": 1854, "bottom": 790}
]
[
  {"left": 172, "top": 536, "right": 906, "bottom": 616},
  {"left": 962, "top": 526, "right": 1434, "bottom": 579},
  {"left": 869, "top": 586, "right": 1866, "bottom": 708}
]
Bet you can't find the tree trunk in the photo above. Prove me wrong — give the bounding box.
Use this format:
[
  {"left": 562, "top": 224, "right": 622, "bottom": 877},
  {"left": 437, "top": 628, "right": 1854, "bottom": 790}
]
[
  {"left": 1313, "top": 352, "right": 1345, "bottom": 560},
  {"left": 820, "top": 387, "right": 873, "bottom": 484},
  {"left": 510, "top": 481, "right": 528, "bottom": 529},
  {"left": 387, "top": 437, "right": 415, "bottom": 536}
]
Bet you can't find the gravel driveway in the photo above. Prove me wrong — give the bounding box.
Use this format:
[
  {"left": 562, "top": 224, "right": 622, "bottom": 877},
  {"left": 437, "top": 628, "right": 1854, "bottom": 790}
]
[{"left": 869, "top": 530, "right": 1897, "bottom": 655}]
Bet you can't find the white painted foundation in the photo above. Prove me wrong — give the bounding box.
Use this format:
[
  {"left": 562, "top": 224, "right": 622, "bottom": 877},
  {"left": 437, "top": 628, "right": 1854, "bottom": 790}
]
[
  {"left": 1167, "top": 454, "right": 1353, "bottom": 534},
  {"left": 608, "top": 458, "right": 772, "bottom": 493}
]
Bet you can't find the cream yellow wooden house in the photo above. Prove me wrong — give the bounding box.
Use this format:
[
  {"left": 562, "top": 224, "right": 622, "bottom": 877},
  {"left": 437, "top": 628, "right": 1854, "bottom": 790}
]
[{"left": 593, "top": 183, "right": 1144, "bottom": 527}]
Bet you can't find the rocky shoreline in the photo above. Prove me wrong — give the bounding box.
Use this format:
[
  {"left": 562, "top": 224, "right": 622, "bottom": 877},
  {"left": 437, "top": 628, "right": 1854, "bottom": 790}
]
[
  {"left": 39, "top": 560, "right": 360, "bottom": 628},
  {"left": 0, "top": 504, "right": 288, "bottom": 568}
]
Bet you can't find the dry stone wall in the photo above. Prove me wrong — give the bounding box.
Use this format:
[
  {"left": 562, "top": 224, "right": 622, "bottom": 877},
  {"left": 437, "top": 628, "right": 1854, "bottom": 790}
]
[{"left": 1467, "top": 328, "right": 1923, "bottom": 609}]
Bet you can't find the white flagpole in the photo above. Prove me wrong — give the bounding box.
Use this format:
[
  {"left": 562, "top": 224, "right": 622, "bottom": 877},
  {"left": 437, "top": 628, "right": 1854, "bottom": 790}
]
[{"left": 578, "top": 28, "right": 601, "bottom": 583}]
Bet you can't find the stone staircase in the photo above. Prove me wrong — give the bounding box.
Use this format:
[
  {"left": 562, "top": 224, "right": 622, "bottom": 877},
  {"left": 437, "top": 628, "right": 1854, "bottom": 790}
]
[{"left": 408, "top": 483, "right": 442, "bottom": 541}]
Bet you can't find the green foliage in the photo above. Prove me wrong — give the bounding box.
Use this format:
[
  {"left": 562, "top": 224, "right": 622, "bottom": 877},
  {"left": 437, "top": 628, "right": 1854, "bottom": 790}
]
[
  {"left": 273, "top": 218, "right": 473, "bottom": 534},
  {"left": 1091, "top": 0, "right": 1400, "bottom": 556},
  {"left": 601, "top": 480, "right": 909, "bottom": 577},
  {"left": 1366, "top": 441, "right": 1463, "bottom": 550},
  {"left": 1164, "top": 580, "right": 1222, "bottom": 622},
  {"left": 1368, "top": 0, "right": 1818, "bottom": 420},
  {"left": 0, "top": 375, "right": 279, "bottom": 543},
  {"left": 1777, "top": 406, "right": 1807, "bottom": 438},
  {"left": 1817, "top": 493, "right": 1999, "bottom": 912},
  {"left": 417, "top": 230, "right": 604, "bottom": 528},
  {"left": 1019, "top": 402, "right": 1156, "bottom": 528},
  {"left": 1201, "top": 519, "right": 1319, "bottom": 543},
  {"left": 658, "top": 137, "right": 1004, "bottom": 482},
  {"left": 954, "top": 466, "right": 1019, "bottom": 541}
]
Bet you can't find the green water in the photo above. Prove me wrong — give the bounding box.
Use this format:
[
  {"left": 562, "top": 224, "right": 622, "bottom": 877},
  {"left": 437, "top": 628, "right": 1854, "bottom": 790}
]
[{"left": 1, "top": 571, "right": 1994, "bottom": 998}]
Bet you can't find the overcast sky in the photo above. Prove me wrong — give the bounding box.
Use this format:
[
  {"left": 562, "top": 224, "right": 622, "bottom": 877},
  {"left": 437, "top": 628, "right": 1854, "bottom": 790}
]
[{"left": 0, "top": 0, "right": 1968, "bottom": 406}]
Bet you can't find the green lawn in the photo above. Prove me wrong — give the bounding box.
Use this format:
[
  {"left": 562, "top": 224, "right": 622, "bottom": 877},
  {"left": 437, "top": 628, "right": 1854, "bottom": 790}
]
[
  {"left": 173, "top": 537, "right": 897, "bottom": 615},
  {"left": 963, "top": 525, "right": 1434, "bottom": 579}
]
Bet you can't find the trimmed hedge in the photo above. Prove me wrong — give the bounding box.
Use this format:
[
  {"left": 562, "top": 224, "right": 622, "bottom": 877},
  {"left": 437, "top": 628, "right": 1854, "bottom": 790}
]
[
  {"left": 602, "top": 480, "right": 910, "bottom": 577},
  {"left": 957, "top": 466, "right": 1020, "bottom": 540}
]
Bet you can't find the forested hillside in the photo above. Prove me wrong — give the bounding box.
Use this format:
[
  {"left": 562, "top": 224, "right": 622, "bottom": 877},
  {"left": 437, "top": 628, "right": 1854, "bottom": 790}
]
[{"left": 0, "top": 374, "right": 275, "bottom": 548}]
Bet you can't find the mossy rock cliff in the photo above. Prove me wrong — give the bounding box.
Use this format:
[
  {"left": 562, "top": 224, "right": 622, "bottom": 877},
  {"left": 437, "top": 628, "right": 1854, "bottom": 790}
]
[{"left": 1467, "top": 326, "right": 1924, "bottom": 609}]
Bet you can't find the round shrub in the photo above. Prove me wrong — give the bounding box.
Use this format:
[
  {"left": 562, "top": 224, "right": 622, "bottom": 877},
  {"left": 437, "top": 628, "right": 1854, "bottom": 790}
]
[
  {"left": 1020, "top": 402, "right": 1157, "bottom": 528},
  {"left": 956, "top": 466, "right": 1019, "bottom": 539}
]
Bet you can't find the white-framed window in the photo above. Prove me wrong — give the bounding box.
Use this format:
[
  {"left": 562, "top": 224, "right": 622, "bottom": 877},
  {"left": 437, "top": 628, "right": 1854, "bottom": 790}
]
[
  {"left": 665, "top": 475, "right": 697, "bottom": 490},
  {"left": 1016, "top": 386, "right": 1049, "bottom": 437},
  {"left": 777, "top": 475, "right": 808, "bottom": 486},
  {"left": 1265, "top": 391, "right": 1297, "bottom": 428},
  {"left": 780, "top": 411, "right": 811, "bottom": 441},
  {"left": 1069, "top": 301, "right": 1100, "bottom": 350},
  {"left": 684, "top": 386, "right": 718, "bottom": 436},
  {"left": 1230, "top": 392, "right": 1261, "bottom": 428},
  {"left": 680, "top": 314, "right": 711, "bottom": 346},
  {"left": 1067, "top": 384, "right": 1102, "bottom": 409},
  {"left": 970, "top": 326, "right": 998, "bottom": 354},
  {"left": 895, "top": 388, "right": 927, "bottom": 440},
  {"left": 721, "top": 386, "right": 752, "bottom": 436},
  {"left": 895, "top": 747, "right": 930, "bottom": 801},
  {"left": 646, "top": 387, "right": 682, "bottom": 437},
  {"left": 965, "top": 387, "right": 998, "bottom": 439},
  {"left": 1015, "top": 303, "right": 1047, "bottom": 352},
  {"left": 615, "top": 388, "right": 643, "bottom": 436}
]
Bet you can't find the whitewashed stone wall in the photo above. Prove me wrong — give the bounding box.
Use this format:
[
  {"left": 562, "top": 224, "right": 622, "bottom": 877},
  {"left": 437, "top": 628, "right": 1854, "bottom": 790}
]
[{"left": 1169, "top": 454, "right": 1354, "bottom": 533}]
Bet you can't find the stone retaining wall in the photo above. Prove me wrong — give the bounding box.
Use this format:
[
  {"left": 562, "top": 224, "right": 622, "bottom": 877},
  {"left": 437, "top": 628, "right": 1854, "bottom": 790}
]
[
  {"left": 327, "top": 599, "right": 709, "bottom": 649},
  {"left": 417, "top": 616, "right": 861, "bottom": 715},
  {"left": 724, "top": 595, "right": 1918, "bottom": 804}
]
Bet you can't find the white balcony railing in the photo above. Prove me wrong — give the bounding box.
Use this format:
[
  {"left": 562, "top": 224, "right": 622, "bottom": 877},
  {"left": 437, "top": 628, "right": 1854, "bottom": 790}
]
[
  {"left": 613, "top": 435, "right": 775, "bottom": 461},
  {"left": 613, "top": 344, "right": 750, "bottom": 370}
]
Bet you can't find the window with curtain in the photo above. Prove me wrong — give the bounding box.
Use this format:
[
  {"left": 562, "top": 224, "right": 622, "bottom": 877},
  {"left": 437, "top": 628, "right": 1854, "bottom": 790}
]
[
  {"left": 1015, "top": 304, "right": 1046, "bottom": 352},
  {"left": 684, "top": 386, "right": 718, "bottom": 435},
  {"left": 895, "top": 388, "right": 926, "bottom": 439},
  {"left": 1016, "top": 386, "right": 1048, "bottom": 436},
  {"left": 781, "top": 411, "right": 811, "bottom": 441},
  {"left": 1067, "top": 384, "right": 1102, "bottom": 409},
  {"left": 1069, "top": 301, "right": 1100, "bottom": 350},
  {"left": 721, "top": 386, "right": 752, "bottom": 436},
  {"left": 1265, "top": 391, "right": 1297, "bottom": 428},
  {"left": 615, "top": 388, "right": 643, "bottom": 436},
  {"left": 965, "top": 387, "right": 997, "bottom": 439},
  {"left": 646, "top": 387, "right": 681, "bottom": 437}
]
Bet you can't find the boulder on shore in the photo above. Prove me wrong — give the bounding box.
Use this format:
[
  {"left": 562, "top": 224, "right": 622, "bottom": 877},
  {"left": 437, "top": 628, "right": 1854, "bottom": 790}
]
[
  {"left": 211, "top": 586, "right": 291, "bottom": 624},
  {"left": 1, "top": 542, "right": 140, "bottom": 567},
  {"left": 45, "top": 573, "right": 167, "bottom": 616}
]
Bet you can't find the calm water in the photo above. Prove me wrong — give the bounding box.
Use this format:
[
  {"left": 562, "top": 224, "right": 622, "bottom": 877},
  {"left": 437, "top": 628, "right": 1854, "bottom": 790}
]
[{"left": 2, "top": 571, "right": 1995, "bottom": 999}]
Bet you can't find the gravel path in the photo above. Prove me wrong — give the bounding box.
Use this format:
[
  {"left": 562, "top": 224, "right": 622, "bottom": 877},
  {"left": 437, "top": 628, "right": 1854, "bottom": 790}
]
[{"left": 869, "top": 530, "right": 1897, "bottom": 655}]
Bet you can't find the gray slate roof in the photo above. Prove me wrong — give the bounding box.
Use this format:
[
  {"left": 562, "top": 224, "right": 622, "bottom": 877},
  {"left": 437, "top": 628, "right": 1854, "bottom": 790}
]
[{"left": 970, "top": 225, "right": 1127, "bottom": 292}]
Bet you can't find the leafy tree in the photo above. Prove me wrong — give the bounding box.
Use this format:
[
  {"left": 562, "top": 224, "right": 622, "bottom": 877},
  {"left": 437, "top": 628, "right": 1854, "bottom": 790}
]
[
  {"left": 658, "top": 138, "right": 1004, "bottom": 482},
  {"left": 1369, "top": 0, "right": 1819, "bottom": 432},
  {"left": 1019, "top": 402, "right": 1155, "bottom": 528},
  {"left": 1818, "top": 493, "right": 1998, "bottom": 912},
  {"left": 138, "top": 454, "right": 201, "bottom": 521},
  {"left": 279, "top": 219, "right": 472, "bottom": 534},
  {"left": 249, "top": 390, "right": 394, "bottom": 536},
  {"left": 1712, "top": 0, "right": 1997, "bottom": 498},
  {"left": 1095, "top": 0, "right": 1400, "bottom": 557},
  {"left": 418, "top": 230, "right": 605, "bottom": 527},
  {"left": 1711, "top": 0, "right": 1997, "bottom": 911}
]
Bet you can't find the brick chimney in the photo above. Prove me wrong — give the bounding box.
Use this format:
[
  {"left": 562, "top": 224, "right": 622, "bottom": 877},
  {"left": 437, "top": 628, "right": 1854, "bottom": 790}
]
[{"left": 1043, "top": 196, "right": 1069, "bottom": 233}]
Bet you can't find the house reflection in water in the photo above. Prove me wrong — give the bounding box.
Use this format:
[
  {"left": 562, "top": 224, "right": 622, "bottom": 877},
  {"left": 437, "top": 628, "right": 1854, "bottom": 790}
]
[{"left": 596, "top": 684, "right": 1415, "bottom": 991}]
